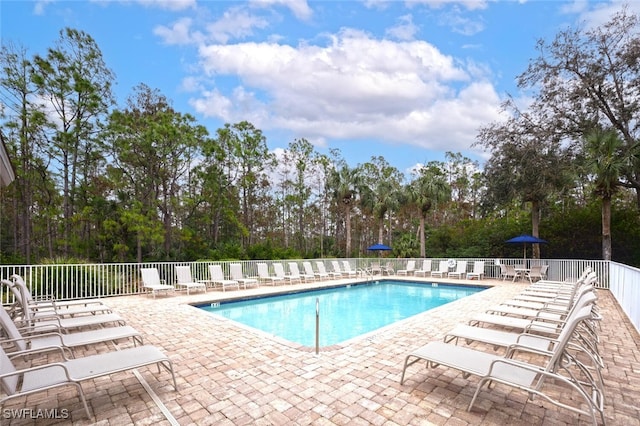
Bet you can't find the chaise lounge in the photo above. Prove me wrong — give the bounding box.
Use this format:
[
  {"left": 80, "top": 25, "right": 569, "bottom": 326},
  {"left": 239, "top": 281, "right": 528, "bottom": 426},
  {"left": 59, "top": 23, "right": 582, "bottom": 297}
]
[{"left": 0, "top": 344, "right": 177, "bottom": 419}]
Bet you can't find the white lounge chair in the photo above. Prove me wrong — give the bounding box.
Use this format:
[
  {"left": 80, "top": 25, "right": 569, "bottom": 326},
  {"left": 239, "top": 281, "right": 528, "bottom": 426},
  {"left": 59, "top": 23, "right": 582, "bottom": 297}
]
[
  {"left": 316, "top": 261, "right": 340, "bottom": 279},
  {"left": 16, "top": 311, "right": 126, "bottom": 335},
  {"left": 341, "top": 261, "right": 358, "bottom": 278},
  {"left": 414, "top": 260, "right": 432, "bottom": 277},
  {"left": 445, "top": 291, "right": 599, "bottom": 350},
  {"left": 206, "top": 265, "right": 240, "bottom": 291},
  {"left": 526, "top": 265, "right": 549, "bottom": 283},
  {"left": 400, "top": 304, "right": 604, "bottom": 425},
  {"left": 369, "top": 262, "right": 383, "bottom": 275},
  {"left": 382, "top": 262, "right": 395, "bottom": 275},
  {"left": 0, "top": 306, "right": 142, "bottom": 359},
  {"left": 466, "top": 261, "right": 485, "bottom": 280},
  {"left": 257, "top": 262, "right": 284, "bottom": 285},
  {"left": 488, "top": 283, "right": 596, "bottom": 319},
  {"left": 397, "top": 260, "right": 416, "bottom": 276},
  {"left": 532, "top": 267, "right": 591, "bottom": 288},
  {"left": 174, "top": 266, "right": 207, "bottom": 295},
  {"left": 511, "top": 273, "right": 597, "bottom": 305},
  {"left": 274, "top": 263, "right": 300, "bottom": 284},
  {"left": 330, "top": 261, "right": 345, "bottom": 278},
  {"left": 500, "top": 264, "right": 519, "bottom": 281},
  {"left": 304, "top": 261, "right": 326, "bottom": 280},
  {"left": 469, "top": 289, "right": 597, "bottom": 335},
  {"left": 5, "top": 275, "right": 111, "bottom": 318},
  {"left": 140, "top": 268, "right": 176, "bottom": 298},
  {"left": 0, "top": 343, "right": 177, "bottom": 419},
  {"left": 3, "top": 279, "right": 127, "bottom": 333},
  {"left": 230, "top": 263, "right": 259, "bottom": 289},
  {"left": 291, "top": 262, "right": 315, "bottom": 282},
  {"left": 431, "top": 260, "right": 449, "bottom": 278},
  {"left": 447, "top": 260, "right": 467, "bottom": 279},
  {"left": 493, "top": 280, "right": 594, "bottom": 311},
  {"left": 0, "top": 279, "right": 112, "bottom": 321}
]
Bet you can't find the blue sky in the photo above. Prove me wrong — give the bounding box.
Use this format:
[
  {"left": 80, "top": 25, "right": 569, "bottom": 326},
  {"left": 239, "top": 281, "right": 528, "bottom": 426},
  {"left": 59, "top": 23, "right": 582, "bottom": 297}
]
[{"left": 1, "top": 0, "right": 636, "bottom": 178}]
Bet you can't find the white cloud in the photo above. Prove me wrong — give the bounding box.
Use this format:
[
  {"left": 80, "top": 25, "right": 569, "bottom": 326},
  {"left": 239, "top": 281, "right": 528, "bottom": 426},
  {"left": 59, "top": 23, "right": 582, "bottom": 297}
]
[
  {"left": 406, "top": 0, "right": 489, "bottom": 12},
  {"left": 33, "top": 0, "right": 54, "bottom": 15},
  {"left": 386, "top": 14, "right": 419, "bottom": 41},
  {"left": 574, "top": 0, "right": 640, "bottom": 30},
  {"left": 205, "top": 7, "right": 270, "bottom": 43},
  {"left": 189, "top": 28, "right": 505, "bottom": 153},
  {"left": 179, "top": 76, "right": 203, "bottom": 92},
  {"left": 438, "top": 7, "right": 485, "bottom": 35},
  {"left": 154, "top": 17, "right": 200, "bottom": 45},
  {"left": 249, "top": 0, "right": 313, "bottom": 21},
  {"left": 153, "top": 6, "right": 270, "bottom": 45},
  {"left": 135, "top": 0, "right": 196, "bottom": 11},
  {"left": 559, "top": 0, "right": 589, "bottom": 15}
]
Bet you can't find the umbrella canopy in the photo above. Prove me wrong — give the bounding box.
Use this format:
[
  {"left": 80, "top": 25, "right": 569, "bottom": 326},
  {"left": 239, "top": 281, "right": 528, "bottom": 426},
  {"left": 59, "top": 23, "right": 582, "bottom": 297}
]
[
  {"left": 367, "top": 243, "right": 392, "bottom": 251},
  {"left": 505, "top": 235, "right": 547, "bottom": 244},
  {"left": 505, "top": 234, "right": 547, "bottom": 260}
]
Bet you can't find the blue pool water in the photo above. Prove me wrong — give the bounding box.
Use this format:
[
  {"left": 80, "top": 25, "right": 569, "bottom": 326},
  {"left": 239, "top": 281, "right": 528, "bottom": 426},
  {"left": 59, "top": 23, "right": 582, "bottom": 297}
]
[{"left": 198, "top": 280, "right": 486, "bottom": 347}]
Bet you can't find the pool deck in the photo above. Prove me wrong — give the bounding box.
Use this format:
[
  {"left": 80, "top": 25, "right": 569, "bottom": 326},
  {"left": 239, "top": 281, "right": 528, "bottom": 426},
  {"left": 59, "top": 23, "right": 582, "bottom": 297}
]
[{"left": 4, "top": 275, "right": 640, "bottom": 425}]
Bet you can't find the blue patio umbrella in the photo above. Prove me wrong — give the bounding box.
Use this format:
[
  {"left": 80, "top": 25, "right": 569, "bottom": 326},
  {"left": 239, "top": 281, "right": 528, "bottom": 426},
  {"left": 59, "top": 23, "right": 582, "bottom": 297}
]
[
  {"left": 367, "top": 243, "right": 392, "bottom": 251},
  {"left": 367, "top": 243, "right": 392, "bottom": 257},
  {"left": 505, "top": 234, "right": 547, "bottom": 260}
]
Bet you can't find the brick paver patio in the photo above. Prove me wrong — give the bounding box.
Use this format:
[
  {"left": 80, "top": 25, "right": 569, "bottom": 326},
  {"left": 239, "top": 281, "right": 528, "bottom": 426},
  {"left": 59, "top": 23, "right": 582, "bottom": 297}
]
[{"left": 3, "top": 276, "right": 639, "bottom": 425}]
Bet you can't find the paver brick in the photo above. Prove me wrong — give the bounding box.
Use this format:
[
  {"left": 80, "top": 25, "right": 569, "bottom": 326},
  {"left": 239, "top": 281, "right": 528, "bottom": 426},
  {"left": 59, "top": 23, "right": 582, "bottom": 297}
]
[{"left": 2, "top": 277, "right": 638, "bottom": 425}]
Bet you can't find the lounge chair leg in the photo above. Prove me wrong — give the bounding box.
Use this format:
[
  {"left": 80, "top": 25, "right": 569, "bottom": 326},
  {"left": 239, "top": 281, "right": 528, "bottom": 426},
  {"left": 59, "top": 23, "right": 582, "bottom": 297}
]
[
  {"left": 162, "top": 360, "right": 178, "bottom": 390},
  {"left": 75, "top": 383, "right": 92, "bottom": 419},
  {"left": 400, "top": 355, "right": 421, "bottom": 385},
  {"left": 468, "top": 378, "right": 493, "bottom": 411}
]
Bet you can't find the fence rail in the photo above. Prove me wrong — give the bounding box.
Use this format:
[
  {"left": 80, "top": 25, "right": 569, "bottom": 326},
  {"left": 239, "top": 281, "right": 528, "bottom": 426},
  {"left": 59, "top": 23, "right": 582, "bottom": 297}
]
[{"left": 1, "top": 257, "right": 637, "bottom": 335}]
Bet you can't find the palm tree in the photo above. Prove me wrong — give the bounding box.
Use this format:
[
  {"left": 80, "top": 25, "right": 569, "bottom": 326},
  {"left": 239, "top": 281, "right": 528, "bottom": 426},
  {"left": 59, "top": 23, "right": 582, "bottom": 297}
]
[
  {"left": 327, "top": 163, "right": 362, "bottom": 256},
  {"left": 583, "top": 129, "right": 634, "bottom": 260},
  {"left": 407, "top": 163, "right": 451, "bottom": 257},
  {"left": 373, "top": 180, "right": 400, "bottom": 244},
  {"left": 359, "top": 157, "right": 402, "bottom": 247}
]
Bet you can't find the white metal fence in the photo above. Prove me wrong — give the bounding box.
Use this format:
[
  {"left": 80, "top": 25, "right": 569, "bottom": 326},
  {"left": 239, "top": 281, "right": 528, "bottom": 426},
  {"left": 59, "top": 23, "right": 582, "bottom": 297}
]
[
  {"left": 1, "top": 257, "right": 638, "bottom": 334},
  {"left": 608, "top": 261, "right": 640, "bottom": 335}
]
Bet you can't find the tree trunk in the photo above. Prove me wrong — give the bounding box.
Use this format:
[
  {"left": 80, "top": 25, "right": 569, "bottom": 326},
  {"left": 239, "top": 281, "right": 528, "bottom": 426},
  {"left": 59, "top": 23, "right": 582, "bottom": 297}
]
[
  {"left": 345, "top": 206, "right": 352, "bottom": 256},
  {"left": 136, "top": 232, "right": 142, "bottom": 264},
  {"left": 602, "top": 196, "right": 612, "bottom": 260},
  {"left": 531, "top": 200, "right": 541, "bottom": 259},
  {"left": 419, "top": 215, "right": 426, "bottom": 258}
]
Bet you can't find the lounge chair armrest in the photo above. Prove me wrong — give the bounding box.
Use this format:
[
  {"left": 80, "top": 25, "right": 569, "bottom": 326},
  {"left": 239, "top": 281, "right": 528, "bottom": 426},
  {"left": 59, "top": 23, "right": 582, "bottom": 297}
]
[
  {"left": 7, "top": 344, "right": 73, "bottom": 360},
  {"left": 26, "top": 302, "right": 58, "bottom": 311},
  {"left": 31, "top": 293, "right": 56, "bottom": 301},
  {"left": 26, "top": 311, "right": 64, "bottom": 321},
  {"left": 11, "top": 322, "right": 63, "bottom": 335},
  {"left": 533, "top": 310, "right": 567, "bottom": 320},
  {"left": 1, "top": 331, "right": 65, "bottom": 346},
  {"left": 529, "top": 314, "right": 568, "bottom": 325},
  {"left": 505, "top": 340, "right": 555, "bottom": 358},
  {"left": 0, "top": 361, "right": 73, "bottom": 380},
  {"left": 513, "top": 333, "right": 559, "bottom": 348},
  {"left": 17, "top": 321, "right": 64, "bottom": 334},
  {"left": 523, "top": 321, "right": 561, "bottom": 334}
]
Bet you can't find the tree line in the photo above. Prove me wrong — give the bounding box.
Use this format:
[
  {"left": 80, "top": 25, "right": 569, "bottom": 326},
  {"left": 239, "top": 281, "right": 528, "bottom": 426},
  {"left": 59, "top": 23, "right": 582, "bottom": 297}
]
[{"left": 2, "top": 8, "right": 640, "bottom": 266}]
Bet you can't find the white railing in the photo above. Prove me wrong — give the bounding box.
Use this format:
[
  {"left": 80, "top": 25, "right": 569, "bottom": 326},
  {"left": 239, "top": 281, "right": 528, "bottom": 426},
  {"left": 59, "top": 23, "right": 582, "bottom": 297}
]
[
  {"left": 608, "top": 261, "right": 640, "bottom": 335},
  {"left": 2, "top": 257, "right": 637, "bottom": 334}
]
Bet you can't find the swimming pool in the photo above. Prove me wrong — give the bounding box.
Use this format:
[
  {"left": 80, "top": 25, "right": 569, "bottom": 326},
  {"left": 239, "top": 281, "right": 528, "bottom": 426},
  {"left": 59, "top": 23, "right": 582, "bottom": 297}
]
[{"left": 198, "top": 280, "right": 487, "bottom": 347}]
